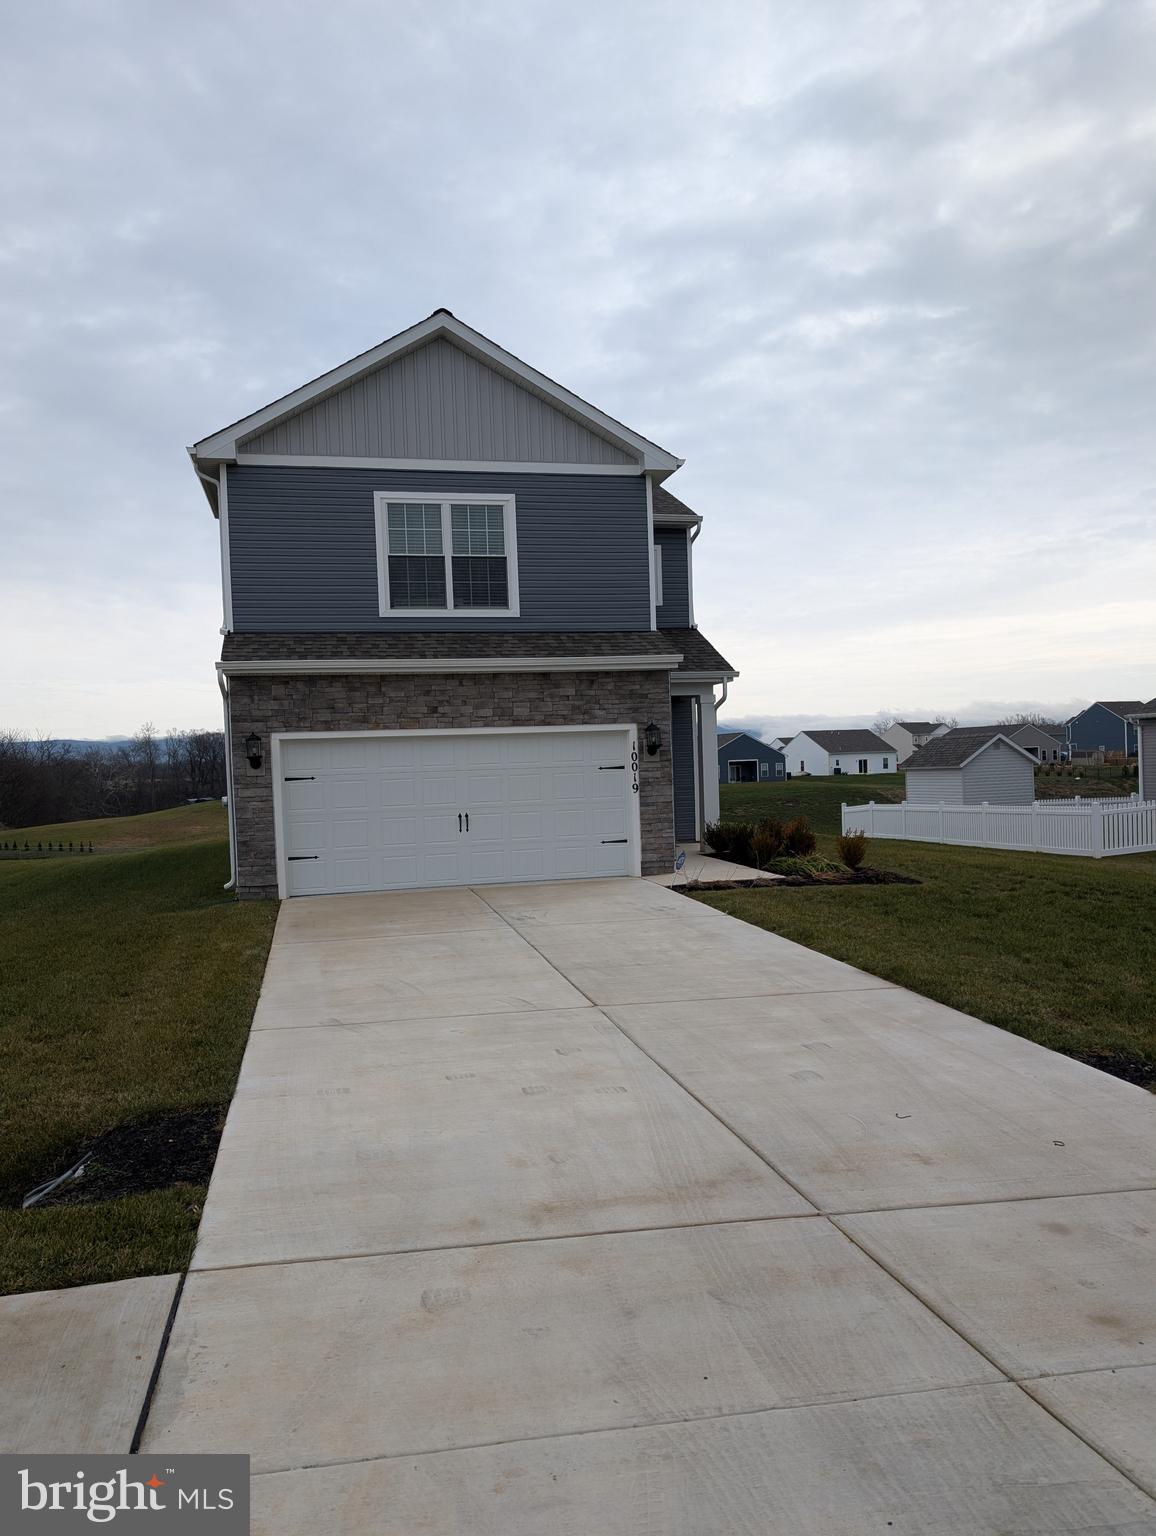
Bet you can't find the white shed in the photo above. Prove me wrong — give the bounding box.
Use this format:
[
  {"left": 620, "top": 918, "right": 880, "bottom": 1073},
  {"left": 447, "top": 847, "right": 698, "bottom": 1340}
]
[{"left": 904, "top": 729, "right": 1037, "bottom": 805}]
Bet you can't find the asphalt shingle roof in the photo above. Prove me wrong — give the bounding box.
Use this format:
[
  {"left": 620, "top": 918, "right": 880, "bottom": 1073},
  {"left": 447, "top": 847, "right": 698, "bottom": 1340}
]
[
  {"left": 904, "top": 727, "right": 1029, "bottom": 769},
  {"left": 1094, "top": 701, "right": 1146, "bottom": 717},
  {"left": 652, "top": 484, "right": 699, "bottom": 521},
  {"left": 894, "top": 720, "right": 940, "bottom": 733},
  {"left": 798, "top": 729, "right": 893, "bottom": 753},
  {"left": 220, "top": 626, "right": 736, "bottom": 676}
]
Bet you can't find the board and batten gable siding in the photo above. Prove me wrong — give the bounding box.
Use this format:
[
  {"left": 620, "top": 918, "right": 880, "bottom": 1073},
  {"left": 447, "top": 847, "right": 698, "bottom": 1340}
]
[
  {"left": 670, "top": 695, "right": 697, "bottom": 842},
  {"left": 1140, "top": 720, "right": 1156, "bottom": 801},
  {"left": 227, "top": 465, "right": 651, "bottom": 632},
  {"left": 654, "top": 526, "right": 691, "bottom": 628},
  {"left": 905, "top": 767, "right": 965, "bottom": 804},
  {"left": 961, "top": 740, "right": 1035, "bottom": 805},
  {"left": 239, "top": 337, "right": 637, "bottom": 466}
]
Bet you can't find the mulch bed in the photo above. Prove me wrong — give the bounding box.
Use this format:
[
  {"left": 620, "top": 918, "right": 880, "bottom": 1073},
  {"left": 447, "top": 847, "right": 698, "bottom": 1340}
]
[
  {"left": 21, "top": 1107, "right": 225, "bottom": 1209},
  {"left": 1063, "top": 1052, "right": 1156, "bottom": 1091},
  {"left": 680, "top": 867, "right": 919, "bottom": 892}
]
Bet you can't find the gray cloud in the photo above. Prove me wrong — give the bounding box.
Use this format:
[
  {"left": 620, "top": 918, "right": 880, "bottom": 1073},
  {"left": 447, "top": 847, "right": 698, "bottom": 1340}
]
[{"left": 2, "top": 0, "right": 1154, "bottom": 732}]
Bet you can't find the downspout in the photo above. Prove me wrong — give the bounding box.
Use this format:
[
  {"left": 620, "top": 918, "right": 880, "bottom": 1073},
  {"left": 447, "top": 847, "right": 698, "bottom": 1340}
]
[
  {"left": 197, "top": 462, "right": 237, "bottom": 892},
  {"left": 217, "top": 670, "right": 237, "bottom": 892}
]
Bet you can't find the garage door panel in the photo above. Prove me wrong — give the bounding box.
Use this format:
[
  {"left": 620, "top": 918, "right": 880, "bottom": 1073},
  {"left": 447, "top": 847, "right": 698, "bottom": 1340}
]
[
  {"left": 332, "top": 857, "right": 372, "bottom": 890},
  {"left": 421, "top": 776, "right": 459, "bottom": 807},
  {"left": 331, "top": 819, "right": 370, "bottom": 851},
  {"left": 380, "top": 815, "right": 421, "bottom": 848},
  {"left": 285, "top": 818, "right": 328, "bottom": 854},
  {"left": 285, "top": 779, "right": 325, "bottom": 812},
  {"left": 280, "top": 731, "right": 636, "bottom": 896}
]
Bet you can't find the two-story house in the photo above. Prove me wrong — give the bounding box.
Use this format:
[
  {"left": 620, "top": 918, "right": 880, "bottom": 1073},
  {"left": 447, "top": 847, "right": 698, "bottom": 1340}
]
[
  {"left": 1065, "top": 701, "right": 1145, "bottom": 758},
  {"left": 190, "top": 310, "right": 735, "bottom": 898},
  {"left": 880, "top": 721, "right": 949, "bottom": 762}
]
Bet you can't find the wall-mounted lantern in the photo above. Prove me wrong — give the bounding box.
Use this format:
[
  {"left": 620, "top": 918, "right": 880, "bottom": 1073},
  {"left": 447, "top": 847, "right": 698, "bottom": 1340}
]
[
  {"left": 244, "top": 732, "right": 263, "bottom": 769},
  {"left": 643, "top": 721, "right": 662, "bottom": 757}
]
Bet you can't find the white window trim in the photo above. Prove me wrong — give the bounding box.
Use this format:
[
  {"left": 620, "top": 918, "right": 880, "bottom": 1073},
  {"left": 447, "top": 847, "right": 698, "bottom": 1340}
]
[
  {"left": 374, "top": 492, "right": 520, "bottom": 618},
  {"left": 653, "top": 543, "right": 664, "bottom": 608}
]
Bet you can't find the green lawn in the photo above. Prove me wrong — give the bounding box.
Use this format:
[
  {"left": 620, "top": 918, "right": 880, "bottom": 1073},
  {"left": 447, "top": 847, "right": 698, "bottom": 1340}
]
[
  {"left": 0, "top": 816, "right": 275, "bottom": 1294},
  {"left": 704, "top": 781, "right": 1156, "bottom": 1068},
  {"left": 720, "top": 776, "right": 905, "bottom": 836}
]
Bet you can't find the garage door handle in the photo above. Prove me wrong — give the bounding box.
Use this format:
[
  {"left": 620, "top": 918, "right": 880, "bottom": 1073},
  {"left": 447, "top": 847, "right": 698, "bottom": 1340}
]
[
  {"left": 464, "top": 812, "right": 469, "bottom": 831},
  {"left": 601, "top": 838, "right": 627, "bottom": 844},
  {"left": 598, "top": 765, "right": 626, "bottom": 771},
  {"left": 288, "top": 855, "right": 320, "bottom": 861},
  {"left": 284, "top": 775, "right": 315, "bottom": 781}
]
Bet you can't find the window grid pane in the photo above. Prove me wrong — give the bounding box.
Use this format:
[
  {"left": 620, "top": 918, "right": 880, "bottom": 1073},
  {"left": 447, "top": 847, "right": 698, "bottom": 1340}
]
[
  {"left": 388, "top": 554, "right": 447, "bottom": 608},
  {"left": 452, "top": 555, "right": 509, "bottom": 608},
  {"left": 387, "top": 503, "right": 443, "bottom": 555},
  {"left": 451, "top": 504, "right": 504, "bottom": 556}
]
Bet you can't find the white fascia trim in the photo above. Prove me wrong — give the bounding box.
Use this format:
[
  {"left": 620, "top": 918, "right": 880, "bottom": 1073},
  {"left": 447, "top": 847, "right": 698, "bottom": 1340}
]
[
  {"left": 218, "top": 654, "right": 683, "bottom": 677},
  {"left": 652, "top": 510, "right": 702, "bottom": 527},
  {"left": 671, "top": 670, "right": 739, "bottom": 685},
  {"left": 234, "top": 453, "right": 640, "bottom": 476},
  {"left": 192, "top": 312, "right": 682, "bottom": 471}
]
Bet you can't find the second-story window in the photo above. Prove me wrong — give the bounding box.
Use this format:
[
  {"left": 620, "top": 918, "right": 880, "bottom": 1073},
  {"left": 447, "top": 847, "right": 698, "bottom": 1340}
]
[{"left": 375, "top": 494, "right": 519, "bottom": 616}]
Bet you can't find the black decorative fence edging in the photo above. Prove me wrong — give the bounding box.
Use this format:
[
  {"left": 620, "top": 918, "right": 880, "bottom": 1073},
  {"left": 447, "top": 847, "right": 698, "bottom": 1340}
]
[{"left": 0, "top": 840, "right": 96, "bottom": 858}]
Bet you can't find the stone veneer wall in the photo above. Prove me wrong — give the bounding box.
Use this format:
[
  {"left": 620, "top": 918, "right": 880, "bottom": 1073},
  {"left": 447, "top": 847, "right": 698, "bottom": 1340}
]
[{"left": 227, "top": 669, "right": 675, "bottom": 897}]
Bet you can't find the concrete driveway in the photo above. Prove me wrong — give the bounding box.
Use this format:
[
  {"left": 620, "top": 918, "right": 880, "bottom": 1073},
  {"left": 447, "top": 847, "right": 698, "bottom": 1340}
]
[{"left": 139, "top": 878, "right": 1156, "bottom": 1533}]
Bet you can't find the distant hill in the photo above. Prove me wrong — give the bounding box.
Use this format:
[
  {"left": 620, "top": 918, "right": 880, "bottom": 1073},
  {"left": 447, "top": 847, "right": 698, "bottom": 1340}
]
[{"left": 49, "top": 739, "right": 134, "bottom": 751}]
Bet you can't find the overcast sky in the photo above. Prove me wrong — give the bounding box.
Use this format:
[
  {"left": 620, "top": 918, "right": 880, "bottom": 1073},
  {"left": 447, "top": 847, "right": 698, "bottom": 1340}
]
[{"left": 3, "top": 0, "right": 1154, "bottom": 738}]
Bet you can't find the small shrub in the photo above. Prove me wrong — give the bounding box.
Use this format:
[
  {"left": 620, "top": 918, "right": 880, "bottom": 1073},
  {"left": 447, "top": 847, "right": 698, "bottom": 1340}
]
[
  {"left": 783, "top": 816, "right": 816, "bottom": 856},
  {"left": 754, "top": 816, "right": 786, "bottom": 858},
  {"left": 751, "top": 829, "right": 780, "bottom": 868},
  {"left": 725, "top": 821, "right": 757, "bottom": 867},
  {"left": 703, "top": 821, "right": 729, "bottom": 855},
  {"left": 837, "top": 831, "right": 868, "bottom": 870}
]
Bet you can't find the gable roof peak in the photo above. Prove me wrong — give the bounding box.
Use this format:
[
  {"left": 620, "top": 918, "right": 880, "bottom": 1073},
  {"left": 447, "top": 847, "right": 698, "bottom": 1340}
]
[{"left": 189, "top": 309, "right": 683, "bottom": 477}]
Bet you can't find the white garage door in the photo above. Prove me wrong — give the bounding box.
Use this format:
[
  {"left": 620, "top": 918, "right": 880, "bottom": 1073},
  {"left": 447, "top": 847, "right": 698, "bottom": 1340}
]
[{"left": 277, "top": 728, "right": 639, "bottom": 897}]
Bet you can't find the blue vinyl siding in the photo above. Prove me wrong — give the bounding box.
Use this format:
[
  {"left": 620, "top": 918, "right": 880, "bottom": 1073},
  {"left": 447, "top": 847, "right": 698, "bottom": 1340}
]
[
  {"left": 1067, "top": 703, "right": 1138, "bottom": 755},
  {"left": 654, "top": 526, "right": 690, "bottom": 628},
  {"left": 718, "top": 733, "right": 785, "bottom": 783},
  {"left": 671, "top": 695, "right": 697, "bottom": 841},
  {"left": 227, "top": 465, "right": 651, "bottom": 631}
]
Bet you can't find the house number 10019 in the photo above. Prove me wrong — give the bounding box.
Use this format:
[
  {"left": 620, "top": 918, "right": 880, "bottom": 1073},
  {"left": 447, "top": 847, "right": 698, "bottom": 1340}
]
[{"left": 631, "top": 745, "right": 639, "bottom": 792}]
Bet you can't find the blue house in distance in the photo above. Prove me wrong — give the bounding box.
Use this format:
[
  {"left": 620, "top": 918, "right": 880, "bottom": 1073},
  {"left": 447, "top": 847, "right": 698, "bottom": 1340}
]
[
  {"left": 1066, "top": 701, "right": 1145, "bottom": 756},
  {"left": 718, "top": 731, "right": 785, "bottom": 784}
]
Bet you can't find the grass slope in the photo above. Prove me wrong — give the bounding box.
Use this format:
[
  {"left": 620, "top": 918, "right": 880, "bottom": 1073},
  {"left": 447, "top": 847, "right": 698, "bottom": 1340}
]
[
  {"left": 4, "top": 800, "right": 227, "bottom": 851},
  {"left": 0, "top": 823, "right": 274, "bottom": 1294},
  {"left": 699, "top": 799, "right": 1156, "bottom": 1065}
]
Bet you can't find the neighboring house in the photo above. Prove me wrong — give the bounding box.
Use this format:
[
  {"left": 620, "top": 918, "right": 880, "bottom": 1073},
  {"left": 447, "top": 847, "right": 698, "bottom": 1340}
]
[
  {"left": 717, "top": 731, "right": 785, "bottom": 783},
  {"left": 1005, "top": 722, "right": 1064, "bottom": 762},
  {"left": 1129, "top": 700, "right": 1156, "bottom": 800},
  {"left": 880, "top": 720, "right": 949, "bottom": 761},
  {"left": 791, "top": 730, "right": 896, "bottom": 776},
  {"left": 1066, "top": 701, "right": 1144, "bottom": 756},
  {"left": 903, "top": 728, "right": 1037, "bottom": 805},
  {"left": 769, "top": 735, "right": 793, "bottom": 752},
  {"left": 191, "top": 309, "right": 737, "bottom": 898}
]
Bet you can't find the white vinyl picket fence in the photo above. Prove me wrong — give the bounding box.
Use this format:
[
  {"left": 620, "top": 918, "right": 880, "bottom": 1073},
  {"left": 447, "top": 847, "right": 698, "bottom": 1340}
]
[{"left": 842, "top": 797, "right": 1156, "bottom": 858}]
